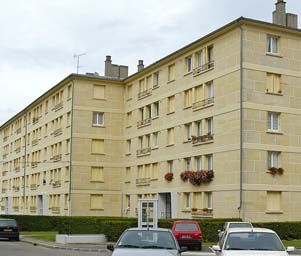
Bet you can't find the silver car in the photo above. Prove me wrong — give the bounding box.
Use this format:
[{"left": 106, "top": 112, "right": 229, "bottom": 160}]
[{"left": 107, "top": 228, "right": 187, "bottom": 256}]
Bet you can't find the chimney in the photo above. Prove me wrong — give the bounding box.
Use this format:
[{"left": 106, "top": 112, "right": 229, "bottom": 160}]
[
  {"left": 273, "top": 0, "right": 298, "bottom": 28},
  {"left": 104, "top": 55, "right": 112, "bottom": 77},
  {"left": 137, "top": 60, "right": 144, "bottom": 72}
]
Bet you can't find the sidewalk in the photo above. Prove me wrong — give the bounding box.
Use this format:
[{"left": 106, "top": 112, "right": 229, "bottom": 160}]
[{"left": 20, "top": 235, "right": 110, "bottom": 253}]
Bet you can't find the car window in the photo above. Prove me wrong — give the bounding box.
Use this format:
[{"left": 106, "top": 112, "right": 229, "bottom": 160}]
[
  {"left": 224, "top": 232, "right": 285, "bottom": 251},
  {"left": 228, "top": 223, "right": 252, "bottom": 229},
  {"left": 175, "top": 223, "right": 198, "bottom": 231},
  {"left": 117, "top": 230, "right": 177, "bottom": 250},
  {"left": 0, "top": 220, "right": 17, "bottom": 227}
]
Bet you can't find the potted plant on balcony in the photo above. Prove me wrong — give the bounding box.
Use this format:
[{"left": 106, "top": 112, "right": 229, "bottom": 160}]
[
  {"left": 278, "top": 167, "right": 284, "bottom": 175},
  {"left": 180, "top": 170, "right": 193, "bottom": 182},
  {"left": 164, "top": 172, "right": 173, "bottom": 182}
]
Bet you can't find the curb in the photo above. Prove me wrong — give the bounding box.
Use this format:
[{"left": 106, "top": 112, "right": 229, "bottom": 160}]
[{"left": 21, "top": 238, "right": 109, "bottom": 253}]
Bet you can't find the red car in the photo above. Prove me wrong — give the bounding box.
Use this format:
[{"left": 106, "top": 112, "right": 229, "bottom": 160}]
[{"left": 172, "top": 220, "right": 202, "bottom": 250}]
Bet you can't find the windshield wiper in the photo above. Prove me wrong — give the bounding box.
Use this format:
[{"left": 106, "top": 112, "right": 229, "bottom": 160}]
[
  {"left": 141, "top": 245, "right": 174, "bottom": 249},
  {"left": 117, "top": 245, "right": 141, "bottom": 248}
]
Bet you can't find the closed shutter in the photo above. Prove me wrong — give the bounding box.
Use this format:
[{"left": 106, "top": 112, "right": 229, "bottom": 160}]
[
  {"left": 91, "top": 139, "right": 104, "bottom": 154},
  {"left": 90, "top": 194, "right": 103, "bottom": 209}
]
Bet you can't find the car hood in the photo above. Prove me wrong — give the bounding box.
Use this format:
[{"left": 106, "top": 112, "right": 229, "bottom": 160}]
[
  {"left": 112, "top": 248, "right": 179, "bottom": 256},
  {"left": 223, "top": 250, "right": 288, "bottom": 256}
]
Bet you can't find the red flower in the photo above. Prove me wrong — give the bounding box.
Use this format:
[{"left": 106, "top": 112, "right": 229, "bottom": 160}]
[{"left": 164, "top": 172, "right": 173, "bottom": 181}]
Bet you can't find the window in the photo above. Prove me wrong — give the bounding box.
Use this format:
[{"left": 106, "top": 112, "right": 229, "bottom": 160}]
[
  {"left": 45, "top": 100, "right": 49, "bottom": 113},
  {"left": 167, "top": 96, "right": 175, "bottom": 113},
  {"left": 126, "top": 112, "right": 132, "bottom": 127},
  {"left": 152, "top": 163, "right": 158, "bottom": 179},
  {"left": 184, "top": 123, "right": 191, "bottom": 141},
  {"left": 268, "top": 151, "right": 280, "bottom": 168},
  {"left": 65, "top": 167, "right": 69, "bottom": 181},
  {"left": 127, "top": 85, "right": 132, "bottom": 100},
  {"left": 67, "top": 85, "right": 72, "bottom": 99},
  {"left": 67, "top": 112, "right": 71, "bottom": 126},
  {"left": 153, "top": 72, "right": 159, "bottom": 88},
  {"left": 90, "top": 194, "right": 103, "bottom": 209},
  {"left": 194, "top": 85, "right": 202, "bottom": 103},
  {"left": 168, "top": 160, "right": 173, "bottom": 172},
  {"left": 146, "top": 134, "right": 151, "bottom": 148},
  {"left": 146, "top": 105, "right": 151, "bottom": 119},
  {"left": 205, "top": 192, "right": 212, "bottom": 209},
  {"left": 146, "top": 76, "right": 152, "bottom": 89},
  {"left": 207, "top": 81, "right": 214, "bottom": 99},
  {"left": 93, "top": 85, "right": 105, "bottom": 99},
  {"left": 126, "top": 140, "right": 131, "bottom": 154},
  {"left": 167, "top": 128, "right": 174, "bottom": 145},
  {"left": 152, "top": 132, "right": 158, "bottom": 148},
  {"left": 195, "top": 156, "right": 201, "bottom": 170},
  {"left": 266, "top": 73, "right": 281, "bottom": 94},
  {"left": 91, "top": 139, "right": 104, "bottom": 154},
  {"left": 139, "top": 108, "right": 144, "bottom": 121},
  {"left": 184, "top": 193, "right": 191, "bottom": 208},
  {"left": 168, "top": 64, "right": 175, "bottom": 81},
  {"left": 65, "top": 139, "right": 70, "bottom": 154},
  {"left": 267, "top": 35, "right": 279, "bottom": 54},
  {"left": 268, "top": 112, "right": 280, "bottom": 131},
  {"left": 125, "top": 195, "right": 130, "bottom": 208},
  {"left": 139, "top": 79, "right": 145, "bottom": 93},
  {"left": 125, "top": 167, "right": 131, "bottom": 182},
  {"left": 207, "top": 117, "right": 213, "bottom": 134},
  {"left": 208, "top": 46, "right": 214, "bottom": 63},
  {"left": 184, "top": 89, "right": 192, "bottom": 108},
  {"left": 91, "top": 167, "right": 104, "bottom": 182},
  {"left": 185, "top": 158, "right": 192, "bottom": 171},
  {"left": 206, "top": 154, "right": 213, "bottom": 170},
  {"left": 195, "top": 121, "right": 202, "bottom": 136},
  {"left": 267, "top": 191, "right": 281, "bottom": 211},
  {"left": 92, "top": 112, "right": 104, "bottom": 126},
  {"left": 186, "top": 56, "right": 192, "bottom": 72},
  {"left": 153, "top": 101, "right": 159, "bottom": 117},
  {"left": 197, "top": 49, "right": 205, "bottom": 67},
  {"left": 138, "top": 136, "right": 143, "bottom": 149}
]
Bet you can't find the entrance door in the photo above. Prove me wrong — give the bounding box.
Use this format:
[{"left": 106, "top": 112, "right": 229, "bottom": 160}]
[{"left": 158, "top": 193, "right": 171, "bottom": 218}]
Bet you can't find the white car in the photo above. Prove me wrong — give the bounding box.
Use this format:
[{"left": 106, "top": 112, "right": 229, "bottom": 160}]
[
  {"left": 212, "top": 227, "right": 295, "bottom": 256},
  {"left": 107, "top": 228, "right": 187, "bottom": 256},
  {"left": 218, "top": 222, "right": 253, "bottom": 239}
]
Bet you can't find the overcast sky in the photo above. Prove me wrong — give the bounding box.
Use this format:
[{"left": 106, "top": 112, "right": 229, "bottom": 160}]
[{"left": 0, "top": 0, "right": 300, "bottom": 125}]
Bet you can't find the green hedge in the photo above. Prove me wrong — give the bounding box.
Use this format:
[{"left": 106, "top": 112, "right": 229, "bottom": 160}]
[{"left": 3, "top": 214, "right": 301, "bottom": 242}]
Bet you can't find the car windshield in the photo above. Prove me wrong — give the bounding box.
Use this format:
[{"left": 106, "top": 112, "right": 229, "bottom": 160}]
[
  {"left": 224, "top": 232, "right": 285, "bottom": 251},
  {"left": 116, "top": 230, "right": 177, "bottom": 250},
  {"left": 0, "top": 220, "right": 17, "bottom": 227},
  {"left": 228, "top": 223, "right": 252, "bottom": 229},
  {"left": 175, "top": 223, "right": 198, "bottom": 231}
]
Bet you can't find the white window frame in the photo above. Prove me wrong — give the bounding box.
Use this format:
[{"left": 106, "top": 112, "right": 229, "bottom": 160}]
[
  {"left": 185, "top": 158, "right": 191, "bottom": 171},
  {"left": 92, "top": 112, "right": 104, "bottom": 126},
  {"left": 267, "top": 35, "right": 279, "bottom": 54},
  {"left": 195, "top": 156, "right": 201, "bottom": 170},
  {"left": 184, "top": 192, "right": 191, "bottom": 208},
  {"left": 184, "top": 123, "right": 191, "bottom": 141},
  {"left": 152, "top": 132, "right": 158, "bottom": 148},
  {"left": 186, "top": 56, "right": 192, "bottom": 72},
  {"left": 268, "top": 151, "right": 280, "bottom": 168},
  {"left": 268, "top": 112, "right": 280, "bottom": 131},
  {"left": 207, "top": 154, "right": 213, "bottom": 170}
]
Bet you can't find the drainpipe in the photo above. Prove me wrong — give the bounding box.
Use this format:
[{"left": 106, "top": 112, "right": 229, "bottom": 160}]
[
  {"left": 68, "top": 80, "right": 75, "bottom": 217},
  {"left": 238, "top": 24, "right": 244, "bottom": 220}
]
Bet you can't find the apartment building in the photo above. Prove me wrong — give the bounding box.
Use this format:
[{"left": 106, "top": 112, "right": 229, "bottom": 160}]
[{"left": 1, "top": 0, "right": 301, "bottom": 221}]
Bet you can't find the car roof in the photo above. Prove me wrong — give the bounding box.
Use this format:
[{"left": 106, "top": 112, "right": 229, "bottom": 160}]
[
  {"left": 226, "top": 221, "right": 252, "bottom": 225},
  {"left": 174, "top": 220, "right": 199, "bottom": 223},
  {"left": 0, "top": 218, "right": 16, "bottom": 221},
  {"left": 228, "top": 227, "right": 275, "bottom": 233},
  {"left": 127, "top": 228, "right": 170, "bottom": 232}
]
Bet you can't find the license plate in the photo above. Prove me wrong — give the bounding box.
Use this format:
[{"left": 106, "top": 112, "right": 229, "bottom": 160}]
[
  {"left": 182, "top": 235, "right": 191, "bottom": 239},
  {"left": 3, "top": 229, "right": 12, "bottom": 232}
]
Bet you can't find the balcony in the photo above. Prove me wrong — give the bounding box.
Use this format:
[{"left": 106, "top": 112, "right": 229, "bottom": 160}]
[
  {"left": 31, "top": 162, "right": 39, "bottom": 168},
  {"left": 30, "top": 184, "right": 37, "bottom": 190},
  {"left": 32, "top": 139, "right": 39, "bottom": 146},
  {"left": 52, "top": 128, "right": 62, "bottom": 137},
  {"left": 191, "top": 208, "right": 213, "bottom": 218},
  {"left": 137, "top": 118, "right": 151, "bottom": 128},
  {"left": 136, "top": 177, "right": 151, "bottom": 186},
  {"left": 30, "top": 206, "right": 37, "bottom": 213},
  {"left": 138, "top": 88, "right": 152, "bottom": 100},
  {"left": 193, "top": 61, "right": 215, "bottom": 76},
  {"left": 53, "top": 102, "right": 63, "bottom": 112},
  {"left": 51, "top": 154, "right": 62, "bottom": 162},
  {"left": 192, "top": 134, "right": 214, "bottom": 145},
  {"left": 53, "top": 181, "right": 61, "bottom": 188},
  {"left": 136, "top": 147, "right": 151, "bottom": 157},
  {"left": 192, "top": 97, "right": 214, "bottom": 110},
  {"left": 51, "top": 207, "right": 60, "bottom": 214}
]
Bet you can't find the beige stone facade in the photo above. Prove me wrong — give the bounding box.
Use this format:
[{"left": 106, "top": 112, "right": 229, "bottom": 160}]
[{"left": 0, "top": 16, "right": 301, "bottom": 221}]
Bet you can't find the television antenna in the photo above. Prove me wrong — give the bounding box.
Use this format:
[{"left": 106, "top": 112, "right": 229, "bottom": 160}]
[{"left": 73, "top": 53, "right": 86, "bottom": 74}]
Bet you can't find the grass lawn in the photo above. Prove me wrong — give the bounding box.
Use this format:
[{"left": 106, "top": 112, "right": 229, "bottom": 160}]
[
  {"left": 20, "top": 231, "right": 57, "bottom": 242},
  {"left": 282, "top": 240, "right": 301, "bottom": 248}
]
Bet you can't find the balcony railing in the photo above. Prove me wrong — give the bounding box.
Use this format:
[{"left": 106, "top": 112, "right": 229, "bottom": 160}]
[
  {"left": 51, "top": 154, "right": 62, "bottom": 162},
  {"left": 52, "top": 128, "right": 62, "bottom": 137},
  {"left": 191, "top": 208, "right": 213, "bottom": 217},
  {"left": 31, "top": 162, "right": 39, "bottom": 168},
  {"left": 192, "top": 134, "right": 214, "bottom": 144},
  {"left": 53, "top": 181, "right": 61, "bottom": 188},
  {"left": 30, "top": 206, "right": 37, "bottom": 212},
  {"left": 193, "top": 61, "right": 215, "bottom": 76},
  {"left": 136, "top": 147, "right": 151, "bottom": 157},
  {"left": 53, "top": 102, "right": 63, "bottom": 112},
  {"left": 137, "top": 118, "right": 151, "bottom": 128},
  {"left": 32, "top": 139, "right": 39, "bottom": 146},
  {"left": 14, "top": 167, "right": 21, "bottom": 172},
  {"left": 30, "top": 184, "right": 37, "bottom": 190},
  {"left": 32, "top": 117, "right": 40, "bottom": 124},
  {"left": 192, "top": 97, "right": 214, "bottom": 110},
  {"left": 138, "top": 88, "right": 152, "bottom": 100},
  {"left": 136, "top": 177, "right": 151, "bottom": 186}
]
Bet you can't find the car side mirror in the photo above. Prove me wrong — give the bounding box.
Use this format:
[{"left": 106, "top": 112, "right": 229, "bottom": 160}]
[
  {"left": 212, "top": 245, "right": 221, "bottom": 252},
  {"left": 287, "top": 246, "right": 295, "bottom": 252},
  {"left": 218, "top": 229, "right": 221, "bottom": 233},
  {"left": 107, "top": 244, "right": 115, "bottom": 251},
  {"left": 179, "top": 246, "right": 188, "bottom": 253}
]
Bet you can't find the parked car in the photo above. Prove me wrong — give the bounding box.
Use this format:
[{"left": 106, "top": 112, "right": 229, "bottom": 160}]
[
  {"left": 171, "top": 220, "right": 202, "bottom": 250},
  {"left": 0, "top": 218, "right": 19, "bottom": 241},
  {"left": 107, "top": 227, "right": 187, "bottom": 256},
  {"left": 212, "top": 227, "right": 294, "bottom": 256},
  {"left": 218, "top": 221, "right": 253, "bottom": 240}
]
